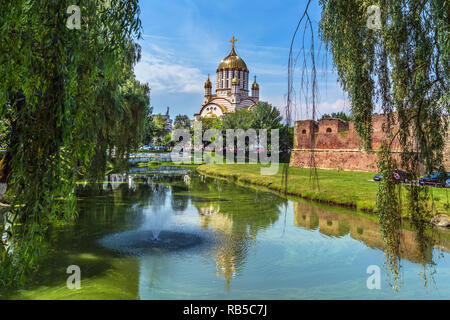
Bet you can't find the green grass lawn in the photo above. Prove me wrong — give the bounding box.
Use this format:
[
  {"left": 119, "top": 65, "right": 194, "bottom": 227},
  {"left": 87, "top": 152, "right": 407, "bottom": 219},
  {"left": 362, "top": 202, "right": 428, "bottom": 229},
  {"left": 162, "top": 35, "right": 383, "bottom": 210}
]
[{"left": 197, "top": 163, "right": 450, "bottom": 216}]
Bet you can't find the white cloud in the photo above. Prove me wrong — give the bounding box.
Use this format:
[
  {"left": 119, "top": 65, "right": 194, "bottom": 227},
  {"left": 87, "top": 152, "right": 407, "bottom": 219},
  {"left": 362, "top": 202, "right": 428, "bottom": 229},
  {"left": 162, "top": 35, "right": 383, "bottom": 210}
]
[
  {"left": 318, "top": 99, "right": 351, "bottom": 113},
  {"left": 134, "top": 51, "right": 206, "bottom": 94},
  {"left": 260, "top": 96, "right": 351, "bottom": 121}
]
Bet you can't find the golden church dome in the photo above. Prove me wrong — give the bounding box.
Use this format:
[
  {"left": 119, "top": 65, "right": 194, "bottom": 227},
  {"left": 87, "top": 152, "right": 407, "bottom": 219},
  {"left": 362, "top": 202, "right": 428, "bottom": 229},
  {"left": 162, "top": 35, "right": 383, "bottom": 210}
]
[
  {"left": 217, "top": 47, "right": 248, "bottom": 72},
  {"left": 232, "top": 77, "right": 239, "bottom": 85},
  {"left": 204, "top": 76, "right": 212, "bottom": 88},
  {"left": 252, "top": 76, "right": 259, "bottom": 89}
]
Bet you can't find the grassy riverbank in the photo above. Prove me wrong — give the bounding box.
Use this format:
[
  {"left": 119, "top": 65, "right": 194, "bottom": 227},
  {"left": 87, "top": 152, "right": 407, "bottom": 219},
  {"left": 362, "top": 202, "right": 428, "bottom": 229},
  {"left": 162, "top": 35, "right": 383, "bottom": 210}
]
[{"left": 197, "top": 164, "right": 449, "bottom": 215}]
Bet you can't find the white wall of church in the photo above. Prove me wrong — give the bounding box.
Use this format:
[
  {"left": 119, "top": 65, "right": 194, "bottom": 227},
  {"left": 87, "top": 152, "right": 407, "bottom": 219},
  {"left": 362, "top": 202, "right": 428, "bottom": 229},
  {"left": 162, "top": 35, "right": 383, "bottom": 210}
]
[
  {"left": 199, "top": 104, "right": 224, "bottom": 118},
  {"left": 237, "top": 99, "right": 256, "bottom": 110},
  {"left": 216, "top": 70, "right": 249, "bottom": 91}
]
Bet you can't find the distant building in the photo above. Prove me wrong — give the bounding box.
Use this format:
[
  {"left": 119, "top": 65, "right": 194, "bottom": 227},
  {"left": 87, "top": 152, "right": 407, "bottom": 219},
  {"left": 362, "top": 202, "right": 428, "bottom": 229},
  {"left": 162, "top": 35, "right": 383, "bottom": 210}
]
[{"left": 152, "top": 106, "right": 173, "bottom": 131}]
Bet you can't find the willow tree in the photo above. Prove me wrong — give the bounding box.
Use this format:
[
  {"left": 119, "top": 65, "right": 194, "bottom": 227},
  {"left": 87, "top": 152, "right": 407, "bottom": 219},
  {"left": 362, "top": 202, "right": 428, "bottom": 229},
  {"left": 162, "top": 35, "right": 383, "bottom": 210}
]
[
  {"left": 317, "top": 0, "right": 448, "bottom": 286},
  {"left": 86, "top": 41, "right": 150, "bottom": 182},
  {"left": 0, "top": 0, "right": 145, "bottom": 286}
]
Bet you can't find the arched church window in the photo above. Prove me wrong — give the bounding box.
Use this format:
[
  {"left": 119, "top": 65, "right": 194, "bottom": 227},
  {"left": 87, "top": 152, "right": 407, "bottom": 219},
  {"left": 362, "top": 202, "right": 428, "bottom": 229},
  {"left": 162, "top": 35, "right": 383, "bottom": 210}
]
[
  {"left": 326, "top": 128, "right": 332, "bottom": 133},
  {"left": 302, "top": 129, "right": 307, "bottom": 134}
]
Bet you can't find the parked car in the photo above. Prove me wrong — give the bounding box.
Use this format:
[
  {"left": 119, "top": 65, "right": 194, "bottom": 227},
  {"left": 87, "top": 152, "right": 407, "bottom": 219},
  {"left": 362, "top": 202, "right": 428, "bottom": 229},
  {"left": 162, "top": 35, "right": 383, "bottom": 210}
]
[
  {"left": 373, "top": 170, "right": 407, "bottom": 183},
  {"left": 419, "top": 172, "right": 450, "bottom": 187},
  {"left": 249, "top": 144, "right": 266, "bottom": 153}
]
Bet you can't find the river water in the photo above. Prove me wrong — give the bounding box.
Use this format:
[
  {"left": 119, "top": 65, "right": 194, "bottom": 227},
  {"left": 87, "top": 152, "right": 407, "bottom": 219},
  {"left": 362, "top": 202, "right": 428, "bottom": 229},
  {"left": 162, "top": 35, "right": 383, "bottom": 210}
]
[{"left": 2, "top": 164, "right": 450, "bottom": 299}]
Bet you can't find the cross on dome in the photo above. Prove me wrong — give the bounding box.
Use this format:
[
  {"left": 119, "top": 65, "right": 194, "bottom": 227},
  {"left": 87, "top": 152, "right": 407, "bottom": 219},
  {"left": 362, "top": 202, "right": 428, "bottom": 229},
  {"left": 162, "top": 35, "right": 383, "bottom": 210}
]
[{"left": 229, "top": 36, "right": 237, "bottom": 48}]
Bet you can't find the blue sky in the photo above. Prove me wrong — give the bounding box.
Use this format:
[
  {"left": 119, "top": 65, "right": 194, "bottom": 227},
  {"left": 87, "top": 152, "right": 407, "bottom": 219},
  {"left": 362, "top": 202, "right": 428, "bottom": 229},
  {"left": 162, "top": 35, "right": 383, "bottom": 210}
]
[{"left": 134, "top": 0, "right": 350, "bottom": 120}]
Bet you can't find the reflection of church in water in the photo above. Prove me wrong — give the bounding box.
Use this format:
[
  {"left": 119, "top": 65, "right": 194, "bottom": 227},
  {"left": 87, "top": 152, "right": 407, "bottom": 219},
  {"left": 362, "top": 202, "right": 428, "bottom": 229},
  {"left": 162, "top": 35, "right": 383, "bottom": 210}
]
[
  {"left": 197, "top": 203, "right": 255, "bottom": 293},
  {"left": 194, "top": 36, "right": 260, "bottom": 120}
]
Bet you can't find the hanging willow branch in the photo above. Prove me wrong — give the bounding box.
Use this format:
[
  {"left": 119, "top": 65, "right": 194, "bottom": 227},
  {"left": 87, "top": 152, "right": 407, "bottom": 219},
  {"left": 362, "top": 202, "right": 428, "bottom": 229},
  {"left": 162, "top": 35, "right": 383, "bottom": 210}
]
[{"left": 285, "top": 0, "right": 320, "bottom": 195}]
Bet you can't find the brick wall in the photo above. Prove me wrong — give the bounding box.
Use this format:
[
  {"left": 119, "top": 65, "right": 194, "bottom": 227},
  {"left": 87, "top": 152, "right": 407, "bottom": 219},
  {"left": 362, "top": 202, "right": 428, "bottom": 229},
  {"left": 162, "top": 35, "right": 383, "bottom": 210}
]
[{"left": 290, "top": 115, "right": 448, "bottom": 172}]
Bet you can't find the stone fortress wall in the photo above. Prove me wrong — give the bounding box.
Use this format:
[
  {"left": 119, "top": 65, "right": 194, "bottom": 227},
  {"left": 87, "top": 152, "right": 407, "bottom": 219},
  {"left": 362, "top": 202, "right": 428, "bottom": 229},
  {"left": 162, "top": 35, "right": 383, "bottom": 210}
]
[{"left": 290, "top": 114, "right": 449, "bottom": 172}]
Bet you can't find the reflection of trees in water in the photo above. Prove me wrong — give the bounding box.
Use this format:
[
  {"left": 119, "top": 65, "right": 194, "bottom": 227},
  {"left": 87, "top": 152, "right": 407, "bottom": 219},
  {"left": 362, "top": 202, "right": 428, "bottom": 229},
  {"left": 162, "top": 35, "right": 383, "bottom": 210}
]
[
  {"left": 410, "top": 220, "right": 439, "bottom": 290},
  {"left": 0, "top": 182, "right": 152, "bottom": 297},
  {"left": 76, "top": 182, "right": 156, "bottom": 231},
  {"left": 104, "top": 172, "right": 193, "bottom": 215},
  {"left": 143, "top": 184, "right": 168, "bottom": 212},
  {"left": 76, "top": 172, "right": 194, "bottom": 228},
  {"left": 191, "top": 175, "right": 287, "bottom": 292},
  {"left": 1, "top": 170, "right": 191, "bottom": 294},
  {"left": 293, "top": 202, "right": 449, "bottom": 290},
  {"left": 170, "top": 185, "right": 189, "bottom": 213},
  {"left": 90, "top": 172, "right": 194, "bottom": 214}
]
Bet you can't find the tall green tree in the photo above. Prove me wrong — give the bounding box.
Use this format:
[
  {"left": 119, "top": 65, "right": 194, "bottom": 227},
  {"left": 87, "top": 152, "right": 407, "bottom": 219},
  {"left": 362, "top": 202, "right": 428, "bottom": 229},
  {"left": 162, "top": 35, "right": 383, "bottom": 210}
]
[
  {"left": 251, "top": 102, "right": 283, "bottom": 130},
  {"left": 220, "top": 103, "right": 288, "bottom": 159},
  {"left": 320, "top": 111, "right": 353, "bottom": 122},
  {"left": 192, "top": 117, "right": 223, "bottom": 149},
  {"left": 86, "top": 44, "right": 150, "bottom": 181},
  {"left": 174, "top": 114, "right": 191, "bottom": 130},
  {"left": 222, "top": 109, "right": 253, "bottom": 130},
  {"left": 142, "top": 107, "right": 155, "bottom": 145},
  {"left": 153, "top": 114, "right": 170, "bottom": 138},
  {"left": 0, "top": 0, "right": 143, "bottom": 286},
  {"left": 251, "top": 102, "right": 290, "bottom": 160}
]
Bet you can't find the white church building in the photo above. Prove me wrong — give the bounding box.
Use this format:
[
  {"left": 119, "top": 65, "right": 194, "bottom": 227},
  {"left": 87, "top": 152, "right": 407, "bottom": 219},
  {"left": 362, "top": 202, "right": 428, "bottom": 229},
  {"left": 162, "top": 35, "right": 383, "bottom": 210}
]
[{"left": 194, "top": 37, "right": 260, "bottom": 120}]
